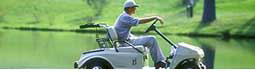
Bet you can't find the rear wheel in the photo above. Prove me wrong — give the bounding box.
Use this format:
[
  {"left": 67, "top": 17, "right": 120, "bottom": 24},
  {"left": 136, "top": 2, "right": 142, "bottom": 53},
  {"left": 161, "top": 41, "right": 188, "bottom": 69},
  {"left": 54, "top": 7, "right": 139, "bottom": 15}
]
[{"left": 83, "top": 58, "right": 113, "bottom": 69}]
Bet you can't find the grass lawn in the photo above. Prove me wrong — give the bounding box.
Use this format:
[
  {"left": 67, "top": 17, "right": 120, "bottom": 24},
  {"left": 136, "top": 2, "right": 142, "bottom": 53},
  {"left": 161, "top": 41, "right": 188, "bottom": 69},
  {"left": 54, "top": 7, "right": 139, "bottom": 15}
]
[{"left": 0, "top": 0, "right": 255, "bottom": 36}]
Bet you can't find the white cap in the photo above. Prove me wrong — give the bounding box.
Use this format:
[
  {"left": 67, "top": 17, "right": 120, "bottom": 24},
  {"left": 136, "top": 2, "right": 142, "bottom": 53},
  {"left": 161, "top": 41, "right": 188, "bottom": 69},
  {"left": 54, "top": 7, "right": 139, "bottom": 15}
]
[{"left": 124, "top": 0, "right": 139, "bottom": 8}]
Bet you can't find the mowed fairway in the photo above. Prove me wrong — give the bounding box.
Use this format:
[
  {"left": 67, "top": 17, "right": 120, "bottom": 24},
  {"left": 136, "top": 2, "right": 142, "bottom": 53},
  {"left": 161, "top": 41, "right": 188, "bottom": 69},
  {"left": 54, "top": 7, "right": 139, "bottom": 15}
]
[{"left": 0, "top": 0, "right": 255, "bottom": 36}]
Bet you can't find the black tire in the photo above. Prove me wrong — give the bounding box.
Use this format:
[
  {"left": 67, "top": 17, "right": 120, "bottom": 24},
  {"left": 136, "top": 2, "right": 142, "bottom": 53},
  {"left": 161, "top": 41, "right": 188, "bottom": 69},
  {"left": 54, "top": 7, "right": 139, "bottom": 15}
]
[
  {"left": 175, "top": 59, "right": 200, "bottom": 69},
  {"left": 83, "top": 58, "right": 113, "bottom": 69}
]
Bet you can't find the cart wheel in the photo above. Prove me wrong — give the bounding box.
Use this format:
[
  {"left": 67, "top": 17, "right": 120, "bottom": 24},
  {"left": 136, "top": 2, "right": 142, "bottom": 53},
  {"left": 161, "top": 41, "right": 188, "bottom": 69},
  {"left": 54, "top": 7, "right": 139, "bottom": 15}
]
[
  {"left": 83, "top": 58, "right": 113, "bottom": 69},
  {"left": 175, "top": 59, "right": 200, "bottom": 69}
]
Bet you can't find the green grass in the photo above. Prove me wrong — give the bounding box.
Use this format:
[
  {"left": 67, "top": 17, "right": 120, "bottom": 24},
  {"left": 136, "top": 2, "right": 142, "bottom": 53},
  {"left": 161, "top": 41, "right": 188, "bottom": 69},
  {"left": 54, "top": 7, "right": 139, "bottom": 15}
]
[{"left": 0, "top": 0, "right": 255, "bottom": 36}]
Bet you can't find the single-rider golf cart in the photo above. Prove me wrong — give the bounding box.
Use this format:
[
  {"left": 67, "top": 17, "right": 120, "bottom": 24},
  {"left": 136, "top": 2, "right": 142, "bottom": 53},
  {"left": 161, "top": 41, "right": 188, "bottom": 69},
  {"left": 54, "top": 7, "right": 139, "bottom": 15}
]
[{"left": 74, "top": 20, "right": 206, "bottom": 69}]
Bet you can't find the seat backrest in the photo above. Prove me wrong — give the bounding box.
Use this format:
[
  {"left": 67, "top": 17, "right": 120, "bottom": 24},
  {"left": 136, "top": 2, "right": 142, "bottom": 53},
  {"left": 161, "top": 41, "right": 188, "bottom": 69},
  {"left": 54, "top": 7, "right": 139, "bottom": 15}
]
[{"left": 107, "top": 26, "right": 118, "bottom": 41}]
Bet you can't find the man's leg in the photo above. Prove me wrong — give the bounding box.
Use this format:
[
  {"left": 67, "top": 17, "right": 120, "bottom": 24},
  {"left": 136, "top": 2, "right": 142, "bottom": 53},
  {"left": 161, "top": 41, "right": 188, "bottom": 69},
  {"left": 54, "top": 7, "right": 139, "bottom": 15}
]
[{"left": 130, "top": 36, "right": 165, "bottom": 63}]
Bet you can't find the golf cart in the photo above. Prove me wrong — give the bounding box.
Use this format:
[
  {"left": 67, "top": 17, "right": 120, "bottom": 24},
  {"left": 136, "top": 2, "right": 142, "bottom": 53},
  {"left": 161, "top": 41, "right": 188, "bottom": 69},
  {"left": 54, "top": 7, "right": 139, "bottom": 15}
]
[{"left": 73, "top": 20, "right": 206, "bottom": 69}]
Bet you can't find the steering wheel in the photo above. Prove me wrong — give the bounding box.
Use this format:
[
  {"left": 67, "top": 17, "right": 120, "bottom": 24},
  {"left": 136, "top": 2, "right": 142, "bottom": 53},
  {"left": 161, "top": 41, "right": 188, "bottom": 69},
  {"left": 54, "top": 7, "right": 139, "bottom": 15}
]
[{"left": 145, "top": 19, "right": 158, "bottom": 33}]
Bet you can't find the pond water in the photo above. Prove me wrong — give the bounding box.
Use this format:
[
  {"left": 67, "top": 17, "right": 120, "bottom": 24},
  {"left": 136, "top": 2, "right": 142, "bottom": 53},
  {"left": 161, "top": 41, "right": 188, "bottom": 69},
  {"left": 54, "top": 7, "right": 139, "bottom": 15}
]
[{"left": 0, "top": 29, "right": 255, "bottom": 69}]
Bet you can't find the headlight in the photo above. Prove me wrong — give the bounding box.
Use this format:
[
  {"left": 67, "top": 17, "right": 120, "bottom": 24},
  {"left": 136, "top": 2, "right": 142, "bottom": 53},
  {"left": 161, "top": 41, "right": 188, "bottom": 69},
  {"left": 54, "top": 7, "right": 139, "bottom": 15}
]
[{"left": 197, "top": 47, "right": 205, "bottom": 58}]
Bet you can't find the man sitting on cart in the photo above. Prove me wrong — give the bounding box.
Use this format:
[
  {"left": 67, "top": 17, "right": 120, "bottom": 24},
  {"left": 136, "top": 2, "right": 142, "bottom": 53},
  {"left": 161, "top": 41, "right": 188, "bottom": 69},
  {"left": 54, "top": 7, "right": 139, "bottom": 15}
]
[{"left": 114, "top": 0, "right": 166, "bottom": 69}]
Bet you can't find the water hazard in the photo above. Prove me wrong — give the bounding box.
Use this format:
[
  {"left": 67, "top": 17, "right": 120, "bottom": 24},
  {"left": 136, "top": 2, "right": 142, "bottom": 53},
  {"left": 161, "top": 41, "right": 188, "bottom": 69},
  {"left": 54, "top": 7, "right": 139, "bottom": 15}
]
[{"left": 0, "top": 30, "right": 255, "bottom": 69}]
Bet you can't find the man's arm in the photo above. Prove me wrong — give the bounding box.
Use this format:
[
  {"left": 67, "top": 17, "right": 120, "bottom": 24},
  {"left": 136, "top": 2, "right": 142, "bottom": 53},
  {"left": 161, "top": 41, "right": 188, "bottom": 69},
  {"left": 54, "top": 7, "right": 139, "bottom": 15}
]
[{"left": 139, "top": 16, "right": 164, "bottom": 24}]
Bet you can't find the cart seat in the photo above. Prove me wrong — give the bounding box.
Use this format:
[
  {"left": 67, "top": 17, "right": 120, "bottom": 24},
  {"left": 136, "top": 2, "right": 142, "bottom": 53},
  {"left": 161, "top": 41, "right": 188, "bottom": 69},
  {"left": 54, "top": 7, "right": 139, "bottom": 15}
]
[
  {"left": 106, "top": 45, "right": 147, "bottom": 53},
  {"left": 106, "top": 26, "right": 148, "bottom": 53}
]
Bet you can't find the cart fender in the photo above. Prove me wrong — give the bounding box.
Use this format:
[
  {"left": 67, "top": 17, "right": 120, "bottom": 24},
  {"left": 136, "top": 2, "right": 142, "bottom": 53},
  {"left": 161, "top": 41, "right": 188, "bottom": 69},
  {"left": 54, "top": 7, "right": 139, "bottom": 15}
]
[{"left": 79, "top": 56, "right": 115, "bottom": 68}]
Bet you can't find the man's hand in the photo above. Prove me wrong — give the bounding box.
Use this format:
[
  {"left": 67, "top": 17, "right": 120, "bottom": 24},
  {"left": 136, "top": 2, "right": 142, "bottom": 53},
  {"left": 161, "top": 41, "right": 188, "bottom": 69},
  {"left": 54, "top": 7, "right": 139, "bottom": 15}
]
[
  {"left": 139, "top": 16, "right": 165, "bottom": 25},
  {"left": 154, "top": 16, "right": 164, "bottom": 25}
]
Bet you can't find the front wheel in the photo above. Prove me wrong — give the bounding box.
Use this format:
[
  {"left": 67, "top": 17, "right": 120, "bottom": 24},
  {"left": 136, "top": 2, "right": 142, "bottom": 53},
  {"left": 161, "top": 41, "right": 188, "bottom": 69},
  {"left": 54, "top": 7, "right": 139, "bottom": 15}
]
[{"left": 175, "top": 59, "right": 206, "bottom": 69}]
